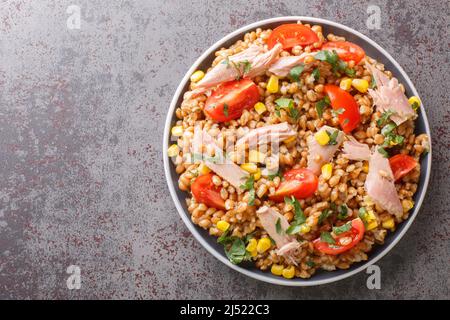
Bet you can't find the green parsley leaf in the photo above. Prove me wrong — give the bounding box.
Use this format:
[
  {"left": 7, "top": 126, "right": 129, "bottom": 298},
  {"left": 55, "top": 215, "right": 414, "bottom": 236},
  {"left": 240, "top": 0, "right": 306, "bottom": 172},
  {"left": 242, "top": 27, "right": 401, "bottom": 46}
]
[
  {"left": 275, "top": 218, "right": 283, "bottom": 235},
  {"left": 240, "top": 175, "right": 255, "bottom": 206},
  {"left": 333, "top": 222, "right": 352, "bottom": 235},
  {"left": 289, "top": 64, "right": 305, "bottom": 82},
  {"left": 241, "top": 60, "right": 252, "bottom": 74},
  {"left": 326, "top": 130, "right": 339, "bottom": 145},
  {"left": 312, "top": 67, "right": 320, "bottom": 81},
  {"left": 286, "top": 223, "right": 302, "bottom": 235},
  {"left": 248, "top": 187, "right": 255, "bottom": 206},
  {"left": 370, "top": 75, "right": 377, "bottom": 89},
  {"left": 306, "top": 260, "right": 316, "bottom": 267},
  {"left": 320, "top": 232, "right": 336, "bottom": 244},
  {"left": 225, "top": 238, "right": 250, "bottom": 264},
  {"left": 275, "top": 98, "right": 299, "bottom": 120},
  {"left": 381, "top": 123, "right": 396, "bottom": 136},
  {"left": 318, "top": 209, "right": 332, "bottom": 225},
  {"left": 332, "top": 108, "right": 345, "bottom": 117},
  {"left": 217, "top": 229, "right": 232, "bottom": 245},
  {"left": 378, "top": 147, "right": 389, "bottom": 158},
  {"left": 337, "top": 204, "right": 349, "bottom": 220},
  {"left": 315, "top": 96, "right": 330, "bottom": 118},
  {"left": 358, "top": 207, "right": 369, "bottom": 227},
  {"left": 411, "top": 101, "right": 420, "bottom": 111},
  {"left": 344, "top": 67, "right": 356, "bottom": 77},
  {"left": 275, "top": 98, "right": 294, "bottom": 109},
  {"left": 223, "top": 103, "right": 229, "bottom": 117},
  {"left": 377, "top": 110, "right": 395, "bottom": 127},
  {"left": 285, "top": 196, "right": 306, "bottom": 224}
]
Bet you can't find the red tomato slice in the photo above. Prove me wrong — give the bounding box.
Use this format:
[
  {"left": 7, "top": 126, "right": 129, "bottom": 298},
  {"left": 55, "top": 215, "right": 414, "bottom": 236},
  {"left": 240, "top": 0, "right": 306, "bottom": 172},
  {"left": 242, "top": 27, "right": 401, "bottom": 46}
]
[
  {"left": 191, "top": 173, "right": 225, "bottom": 210},
  {"left": 204, "top": 79, "right": 260, "bottom": 123},
  {"left": 389, "top": 154, "right": 418, "bottom": 181},
  {"left": 322, "top": 41, "right": 365, "bottom": 64},
  {"left": 324, "top": 84, "right": 361, "bottom": 133},
  {"left": 313, "top": 218, "right": 365, "bottom": 255},
  {"left": 267, "top": 24, "right": 320, "bottom": 50},
  {"left": 269, "top": 168, "right": 318, "bottom": 202}
]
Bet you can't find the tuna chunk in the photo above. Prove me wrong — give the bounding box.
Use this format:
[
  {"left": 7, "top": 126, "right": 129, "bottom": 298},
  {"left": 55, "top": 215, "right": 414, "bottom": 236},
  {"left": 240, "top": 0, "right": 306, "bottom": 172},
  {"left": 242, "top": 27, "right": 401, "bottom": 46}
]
[
  {"left": 235, "top": 122, "right": 297, "bottom": 148},
  {"left": 192, "top": 129, "right": 249, "bottom": 191},
  {"left": 256, "top": 206, "right": 301, "bottom": 263},
  {"left": 268, "top": 52, "right": 316, "bottom": 77},
  {"left": 342, "top": 136, "right": 371, "bottom": 161},
  {"left": 366, "top": 62, "right": 415, "bottom": 126},
  {"left": 307, "top": 126, "right": 345, "bottom": 175},
  {"left": 195, "top": 44, "right": 282, "bottom": 90},
  {"left": 364, "top": 150, "right": 403, "bottom": 218}
]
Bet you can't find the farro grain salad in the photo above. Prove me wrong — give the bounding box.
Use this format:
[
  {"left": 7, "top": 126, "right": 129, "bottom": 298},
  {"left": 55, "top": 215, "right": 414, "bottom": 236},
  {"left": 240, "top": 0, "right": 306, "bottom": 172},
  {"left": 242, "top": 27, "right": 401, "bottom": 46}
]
[{"left": 167, "top": 22, "right": 430, "bottom": 279}]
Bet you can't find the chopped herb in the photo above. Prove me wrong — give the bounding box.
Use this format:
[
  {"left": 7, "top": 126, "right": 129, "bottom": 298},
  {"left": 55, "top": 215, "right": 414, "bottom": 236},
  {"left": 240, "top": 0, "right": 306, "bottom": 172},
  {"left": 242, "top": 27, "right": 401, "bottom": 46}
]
[
  {"left": 326, "top": 129, "right": 339, "bottom": 145},
  {"left": 285, "top": 196, "right": 306, "bottom": 235},
  {"left": 275, "top": 98, "right": 299, "bottom": 120},
  {"left": 223, "top": 103, "right": 229, "bottom": 117},
  {"left": 315, "top": 96, "right": 330, "bottom": 118},
  {"left": 381, "top": 123, "right": 396, "bottom": 136},
  {"left": 312, "top": 67, "right": 320, "bottom": 81},
  {"left": 221, "top": 57, "right": 251, "bottom": 80},
  {"left": 332, "top": 108, "right": 345, "bottom": 117},
  {"left": 225, "top": 238, "right": 251, "bottom": 264},
  {"left": 370, "top": 75, "right": 377, "bottom": 89},
  {"left": 306, "top": 260, "right": 316, "bottom": 267},
  {"left": 358, "top": 207, "right": 369, "bottom": 227},
  {"left": 343, "top": 118, "right": 350, "bottom": 126},
  {"left": 333, "top": 222, "right": 352, "bottom": 235},
  {"left": 240, "top": 175, "right": 256, "bottom": 205},
  {"left": 320, "top": 232, "right": 336, "bottom": 244},
  {"left": 289, "top": 64, "right": 305, "bottom": 82},
  {"left": 315, "top": 50, "right": 355, "bottom": 77},
  {"left": 241, "top": 60, "right": 252, "bottom": 74},
  {"left": 337, "top": 204, "right": 349, "bottom": 220},
  {"left": 378, "top": 147, "right": 389, "bottom": 158},
  {"left": 275, "top": 218, "right": 283, "bottom": 235},
  {"left": 244, "top": 232, "right": 256, "bottom": 243},
  {"left": 217, "top": 229, "right": 232, "bottom": 245},
  {"left": 318, "top": 209, "right": 332, "bottom": 225},
  {"left": 377, "top": 110, "right": 395, "bottom": 127},
  {"left": 411, "top": 101, "right": 420, "bottom": 111}
]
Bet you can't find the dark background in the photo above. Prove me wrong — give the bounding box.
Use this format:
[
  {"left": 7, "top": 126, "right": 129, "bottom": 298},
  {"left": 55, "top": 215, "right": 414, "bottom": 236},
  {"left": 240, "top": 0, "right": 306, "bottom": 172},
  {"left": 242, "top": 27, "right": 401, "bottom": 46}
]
[{"left": 0, "top": 0, "right": 448, "bottom": 299}]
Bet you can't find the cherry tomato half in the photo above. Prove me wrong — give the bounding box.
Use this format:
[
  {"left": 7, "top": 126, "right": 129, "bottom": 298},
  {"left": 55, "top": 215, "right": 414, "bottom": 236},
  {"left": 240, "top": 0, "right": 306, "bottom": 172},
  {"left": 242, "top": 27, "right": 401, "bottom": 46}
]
[
  {"left": 313, "top": 218, "right": 365, "bottom": 255},
  {"left": 204, "top": 79, "right": 260, "bottom": 123},
  {"left": 267, "top": 24, "right": 320, "bottom": 50},
  {"left": 322, "top": 41, "right": 365, "bottom": 64},
  {"left": 324, "top": 84, "right": 361, "bottom": 133},
  {"left": 269, "top": 168, "right": 318, "bottom": 202},
  {"left": 191, "top": 173, "right": 225, "bottom": 210},
  {"left": 389, "top": 154, "right": 418, "bottom": 182}
]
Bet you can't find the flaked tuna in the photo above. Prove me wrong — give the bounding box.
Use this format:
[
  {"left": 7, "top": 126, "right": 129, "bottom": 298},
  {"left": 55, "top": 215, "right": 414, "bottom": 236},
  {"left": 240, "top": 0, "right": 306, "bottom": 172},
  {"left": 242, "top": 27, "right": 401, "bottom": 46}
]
[
  {"left": 342, "top": 136, "right": 371, "bottom": 161},
  {"left": 307, "top": 126, "right": 344, "bottom": 175},
  {"left": 268, "top": 52, "right": 316, "bottom": 77},
  {"left": 256, "top": 206, "right": 301, "bottom": 264},
  {"left": 365, "top": 149, "right": 403, "bottom": 218},
  {"left": 366, "top": 62, "right": 415, "bottom": 126},
  {"left": 195, "top": 44, "right": 282, "bottom": 90},
  {"left": 235, "top": 122, "right": 297, "bottom": 148}
]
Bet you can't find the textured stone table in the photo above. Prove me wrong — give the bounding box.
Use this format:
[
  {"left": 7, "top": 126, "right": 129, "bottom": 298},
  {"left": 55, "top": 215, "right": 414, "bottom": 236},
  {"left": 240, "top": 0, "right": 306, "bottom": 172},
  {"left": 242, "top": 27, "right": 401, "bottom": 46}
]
[{"left": 0, "top": 0, "right": 448, "bottom": 299}]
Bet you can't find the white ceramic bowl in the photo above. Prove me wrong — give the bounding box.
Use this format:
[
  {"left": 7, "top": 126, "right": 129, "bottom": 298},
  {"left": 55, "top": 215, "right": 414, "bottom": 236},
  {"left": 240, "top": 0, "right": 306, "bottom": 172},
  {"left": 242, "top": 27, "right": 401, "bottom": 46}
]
[{"left": 163, "top": 17, "right": 432, "bottom": 286}]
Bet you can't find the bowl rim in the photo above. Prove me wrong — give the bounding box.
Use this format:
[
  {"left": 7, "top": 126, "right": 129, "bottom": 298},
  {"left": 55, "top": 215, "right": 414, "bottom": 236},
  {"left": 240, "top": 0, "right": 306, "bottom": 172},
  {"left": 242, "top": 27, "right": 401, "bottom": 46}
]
[{"left": 162, "top": 16, "right": 432, "bottom": 286}]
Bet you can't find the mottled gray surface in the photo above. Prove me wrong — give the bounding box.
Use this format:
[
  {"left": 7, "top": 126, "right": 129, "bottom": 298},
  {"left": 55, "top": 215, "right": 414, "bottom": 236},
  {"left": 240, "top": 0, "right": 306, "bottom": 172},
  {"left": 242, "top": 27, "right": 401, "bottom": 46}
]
[{"left": 0, "top": 0, "right": 449, "bottom": 300}]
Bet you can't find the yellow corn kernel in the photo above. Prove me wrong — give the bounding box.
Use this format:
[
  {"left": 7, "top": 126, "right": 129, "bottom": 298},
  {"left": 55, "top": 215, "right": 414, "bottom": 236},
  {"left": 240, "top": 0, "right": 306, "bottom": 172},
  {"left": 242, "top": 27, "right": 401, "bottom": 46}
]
[
  {"left": 321, "top": 163, "right": 333, "bottom": 180},
  {"left": 249, "top": 249, "right": 257, "bottom": 257},
  {"left": 299, "top": 224, "right": 311, "bottom": 234},
  {"left": 190, "top": 70, "right": 205, "bottom": 83},
  {"left": 282, "top": 266, "right": 295, "bottom": 279},
  {"left": 352, "top": 79, "right": 369, "bottom": 93},
  {"left": 240, "top": 163, "right": 258, "bottom": 174},
  {"left": 366, "top": 220, "right": 378, "bottom": 231},
  {"left": 382, "top": 218, "right": 395, "bottom": 230},
  {"left": 256, "top": 237, "right": 272, "bottom": 253},
  {"left": 362, "top": 162, "right": 369, "bottom": 173},
  {"left": 367, "top": 209, "right": 377, "bottom": 221},
  {"left": 198, "top": 163, "right": 211, "bottom": 175},
  {"left": 171, "top": 126, "right": 183, "bottom": 137},
  {"left": 408, "top": 96, "right": 421, "bottom": 110},
  {"left": 267, "top": 75, "right": 279, "bottom": 93},
  {"left": 254, "top": 168, "right": 262, "bottom": 181},
  {"left": 363, "top": 195, "right": 374, "bottom": 206},
  {"left": 254, "top": 102, "right": 267, "bottom": 115},
  {"left": 271, "top": 264, "right": 284, "bottom": 276},
  {"left": 340, "top": 78, "right": 352, "bottom": 91},
  {"left": 283, "top": 135, "right": 296, "bottom": 144},
  {"left": 216, "top": 220, "right": 230, "bottom": 232},
  {"left": 167, "top": 144, "right": 179, "bottom": 157},
  {"left": 246, "top": 238, "right": 257, "bottom": 252},
  {"left": 315, "top": 130, "right": 330, "bottom": 146},
  {"left": 249, "top": 150, "right": 265, "bottom": 163},
  {"left": 402, "top": 200, "right": 414, "bottom": 212}
]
